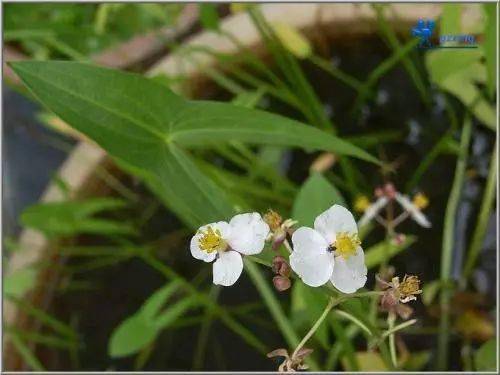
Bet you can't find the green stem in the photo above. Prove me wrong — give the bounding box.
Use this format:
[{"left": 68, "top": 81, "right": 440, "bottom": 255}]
[
  {"left": 462, "top": 141, "right": 497, "bottom": 284},
  {"left": 291, "top": 297, "right": 336, "bottom": 359},
  {"left": 387, "top": 312, "right": 397, "bottom": 368},
  {"left": 437, "top": 115, "right": 473, "bottom": 370},
  {"left": 308, "top": 55, "right": 366, "bottom": 94},
  {"left": 243, "top": 260, "right": 322, "bottom": 370}
]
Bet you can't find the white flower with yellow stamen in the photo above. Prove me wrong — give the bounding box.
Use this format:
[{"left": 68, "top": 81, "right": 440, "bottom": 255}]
[
  {"left": 358, "top": 196, "right": 389, "bottom": 227},
  {"left": 190, "top": 213, "right": 270, "bottom": 286},
  {"left": 394, "top": 192, "right": 431, "bottom": 228},
  {"left": 290, "top": 205, "right": 367, "bottom": 293}
]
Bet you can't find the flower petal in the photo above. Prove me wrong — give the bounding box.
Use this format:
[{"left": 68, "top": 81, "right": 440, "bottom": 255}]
[
  {"left": 330, "top": 247, "right": 367, "bottom": 293},
  {"left": 190, "top": 221, "right": 230, "bottom": 262},
  {"left": 290, "top": 251, "right": 334, "bottom": 287},
  {"left": 291, "top": 227, "right": 329, "bottom": 255},
  {"left": 228, "top": 212, "right": 270, "bottom": 255},
  {"left": 212, "top": 250, "right": 243, "bottom": 286},
  {"left": 290, "top": 227, "right": 333, "bottom": 287},
  {"left": 358, "top": 196, "right": 389, "bottom": 227},
  {"left": 314, "top": 204, "right": 358, "bottom": 243},
  {"left": 395, "top": 193, "right": 431, "bottom": 228}
]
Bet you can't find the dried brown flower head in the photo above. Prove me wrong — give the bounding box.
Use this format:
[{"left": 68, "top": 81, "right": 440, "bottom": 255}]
[
  {"left": 377, "top": 273, "right": 422, "bottom": 319},
  {"left": 267, "top": 347, "right": 313, "bottom": 372}
]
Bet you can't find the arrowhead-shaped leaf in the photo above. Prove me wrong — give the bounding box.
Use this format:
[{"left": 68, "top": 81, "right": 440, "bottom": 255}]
[{"left": 11, "top": 61, "right": 378, "bottom": 228}]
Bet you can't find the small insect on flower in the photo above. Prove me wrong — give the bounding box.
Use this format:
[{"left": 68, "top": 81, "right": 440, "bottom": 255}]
[
  {"left": 290, "top": 205, "right": 367, "bottom": 293},
  {"left": 190, "top": 213, "right": 270, "bottom": 286}
]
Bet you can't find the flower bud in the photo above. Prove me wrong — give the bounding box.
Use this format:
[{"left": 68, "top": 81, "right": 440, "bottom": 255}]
[
  {"left": 273, "top": 276, "right": 291, "bottom": 292},
  {"left": 272, "top": 256, "right": 291, "bottom": 277}
]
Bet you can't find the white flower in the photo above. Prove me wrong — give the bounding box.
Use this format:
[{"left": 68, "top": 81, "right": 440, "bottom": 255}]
[
  {"left": 190, "top": 213, "right": 270, "bottom": 286},
  {"left": 290, "top": 205, "right": 367, "bottom": 293},
  {"left": 394, "top": 193, "right": 431, "bottom": 228},
  {"left": 358, "top": 196, "right": 389, "bottom": 227}
]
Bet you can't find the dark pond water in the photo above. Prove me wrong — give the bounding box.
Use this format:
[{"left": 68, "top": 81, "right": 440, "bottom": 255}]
[{"left": 33, "top": 36, "right": 496, "bottom": 371}]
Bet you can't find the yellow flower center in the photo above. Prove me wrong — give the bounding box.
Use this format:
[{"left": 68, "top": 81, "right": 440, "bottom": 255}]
[
  {"left": 354, "top": 195, "right": 371, "bottom": 213},
  {"left": 198, "top": 227, "right": 227, "bottom": 253},
  {"left": 264, "top": 209, "right": 283, "bottom": 232},
  {"left": 332, "top": 232, "right": 361, "bottom": 259},
  {"left": 398, "top": 275, "right": 422, "bottom": 298},
  {"left": 412, "top": 193, "right": 429, "bottom": 210}
]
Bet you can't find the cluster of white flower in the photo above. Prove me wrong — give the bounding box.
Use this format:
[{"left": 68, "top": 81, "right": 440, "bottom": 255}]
[
  {"left": 190, "top": 205, "right": 367, "bottom": 294},
  {"left": 190, "top": 213, "right": 269, "bottom": 286}
]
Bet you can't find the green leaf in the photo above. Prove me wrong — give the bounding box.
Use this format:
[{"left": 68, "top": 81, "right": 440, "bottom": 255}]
[
  {"left": 292, "top": 172, "right": 345, "bottom": 227},
  {"left": 4, "top": 267, "right": 37, "bottom": 298},
  {"left": 402, "top": 350, "right": 431, "bottom": 371},
  {"left": 108, "top": 315, "right": 158, "bottom": 358},
  {"left": 199, "top": 4, "right": 219, "bottom": 31},
  {"left": 139, "top": 281, "right": 182, "bottom": 320},
  {"left": 351, "top": 352, "right": 387, "bottom": 371},
  {"left": 231, "top": 88, "right": 266, "bottom": 108},
  {"left": 483, "top": 3, "right": 497, "bottom": 98},
  {"left": 474, "top": 338, "right": 496, "bottom": 371},
  {"left": 109, "top": 291, "right": 197, "bottom": 358},
  {"left": 170, "top": 100, "right": 377, "bottom": 163},
  {"left": 20, "top": 198, "right": 135, "bottom": 237},
  {"left": 11, "top": 61, "right": 378, "bottom": 229},
  {"left": 440, "top": 4, "right": 461, "bottom": 35},
  {"left": 422, "top": 280, "right": 441, "bottom": 306},
  {"left": 426, "top": 50, "right": 496, "bottom": 131},
  {"left": 364, "top": 235, "right": 416, "bottom": 269},
  {"left": 153, "top": 297, "right": 197, "bottom": 329}
]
